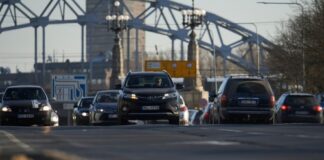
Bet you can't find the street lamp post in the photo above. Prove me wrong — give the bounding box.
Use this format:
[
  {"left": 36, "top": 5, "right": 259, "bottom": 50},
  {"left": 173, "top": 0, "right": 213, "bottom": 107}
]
[
  {"left": 182, "top": 0, "right": 206, "bottom": 90},
  {"left": 106, "top": 1, "right": 129, "bottom": 89},
  {"left": 258, "top": 1, "right": 305, "bottom": 91}
]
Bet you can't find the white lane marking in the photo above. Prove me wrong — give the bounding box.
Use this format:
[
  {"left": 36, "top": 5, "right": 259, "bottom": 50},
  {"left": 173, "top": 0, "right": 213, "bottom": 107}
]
[
  {"left": 218, "top": 129, "right": 243, "bottom": 133},
  {"left": 0, "top": 130, "right": 34, "bottom": 152},
  {"left": 247, "top": 132, "right": 265, "bottom": 135},
  {"left": 286, "top": 134, "right": 322, "bottom": 139},
  {"left": 171, "top": 140, "right": 240, "bottom": 146}
]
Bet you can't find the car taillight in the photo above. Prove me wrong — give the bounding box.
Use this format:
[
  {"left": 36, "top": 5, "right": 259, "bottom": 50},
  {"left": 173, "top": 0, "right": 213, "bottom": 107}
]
[
  {"left": 280, "top": 105, "right": 288, "bottom": 111},
  {"left": 180, "top": 106, "right": 187, "bottom": 112},
  {"left": 204, "top": 112, "right": 209, "bottom": 120},
  {"left": 270, "top": 96, "right": 275, "bottom": 108},
  {"left": 313, "top": 105, "right": 323, "bottom": 112},
  {"left": 221, "top": 95, "right": 227, "bottom": 106}
]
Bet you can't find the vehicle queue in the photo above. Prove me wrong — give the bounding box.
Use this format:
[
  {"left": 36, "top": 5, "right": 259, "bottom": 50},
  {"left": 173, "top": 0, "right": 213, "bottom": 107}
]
[{"left": 0, "top": 72, "right": 323, "bottom": 126}]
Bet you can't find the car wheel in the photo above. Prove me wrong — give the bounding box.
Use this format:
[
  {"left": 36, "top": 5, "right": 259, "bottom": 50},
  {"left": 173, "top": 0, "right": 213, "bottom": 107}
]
[
  {"left": 119, "top": 117, "right": 128, "bottom": 125},
  {"left": 318, "top": 114, "right": 324, "bottom": 124}
]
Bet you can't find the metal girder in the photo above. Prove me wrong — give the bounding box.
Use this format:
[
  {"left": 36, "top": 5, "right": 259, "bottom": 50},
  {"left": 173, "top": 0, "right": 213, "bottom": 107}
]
[{"left": 0, "top": 0, "right": 275, "bottom": 74}]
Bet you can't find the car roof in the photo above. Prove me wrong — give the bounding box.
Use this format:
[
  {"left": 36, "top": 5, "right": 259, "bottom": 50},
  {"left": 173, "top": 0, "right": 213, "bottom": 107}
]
[
  {"left": 6, "top": 85, "right": 43, "bottom": 89},
  {"left": 286, "top": 93, "right": 314, "bottom": 96},
  {"left": 128, "top": 71, "right": 169, "bottom": 76}
]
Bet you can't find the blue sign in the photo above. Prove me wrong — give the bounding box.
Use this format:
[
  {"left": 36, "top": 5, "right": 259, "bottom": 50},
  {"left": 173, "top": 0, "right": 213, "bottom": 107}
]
[{"left": 51, "top": 75, "right": 87, "bottom": 102}]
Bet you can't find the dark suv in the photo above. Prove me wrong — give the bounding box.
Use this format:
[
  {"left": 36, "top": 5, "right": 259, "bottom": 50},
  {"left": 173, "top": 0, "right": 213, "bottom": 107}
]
[
  {"left": 117, "top": 71, "right": 183, "bottom": 124},
  {"left": 214, "top": 75, "right": 275, "bottom": 123}
]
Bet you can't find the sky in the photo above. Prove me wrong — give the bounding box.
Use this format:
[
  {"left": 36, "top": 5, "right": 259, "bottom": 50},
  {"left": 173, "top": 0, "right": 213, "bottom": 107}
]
[{"left": 0, "top": 0, "right": 301, "bottom": 73}]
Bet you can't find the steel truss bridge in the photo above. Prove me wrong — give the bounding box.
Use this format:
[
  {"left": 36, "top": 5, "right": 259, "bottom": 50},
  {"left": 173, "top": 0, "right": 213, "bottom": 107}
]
[{"left": 0, "top": 0, "right": 275, "bottom": 76}]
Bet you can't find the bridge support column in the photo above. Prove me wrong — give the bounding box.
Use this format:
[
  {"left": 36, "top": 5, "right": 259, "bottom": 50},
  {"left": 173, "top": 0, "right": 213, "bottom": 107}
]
[
  {"left": 182, "top": 31, "right": 208, "bottom": 108},
  {"left": 109, "top": 33, "right": 125, "bottom": 89},
  {"left": 34, "top": 27, "right": 38, "bottom": 84},
  {"left": 81, "top": 24, "right": 85, "bottom": 71},
  {"left": 42, "top": 26, "right": 46, "bottom": 87},
  {"left": 184, "top": 31, "right": 203, "bottom": 91}
]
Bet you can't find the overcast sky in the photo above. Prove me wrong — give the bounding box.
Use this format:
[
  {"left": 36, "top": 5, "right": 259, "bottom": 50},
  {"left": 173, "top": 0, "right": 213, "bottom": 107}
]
[{"left": 0, "top": 0, "right": 300, "bottom": 72}]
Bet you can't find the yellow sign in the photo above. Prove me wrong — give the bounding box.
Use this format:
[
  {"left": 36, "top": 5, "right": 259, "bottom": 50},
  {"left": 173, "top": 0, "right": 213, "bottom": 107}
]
[{"left": 145, "top": 60, "right": 196, "bottom": 78}]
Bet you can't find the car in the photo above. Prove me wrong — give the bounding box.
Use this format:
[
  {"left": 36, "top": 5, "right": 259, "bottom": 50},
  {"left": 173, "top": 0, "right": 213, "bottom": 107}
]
[
  {"left": 0, "top": 92, "right": 4, "bottom": 107},
  {"left": 0, "top": 85, "right": 59, "bottom": 126},
  {"left": 89, "top": 90, "right": 120, "bottom": 125},
  {"left": 117, "top": 71, "right": 183, "bottom": 125},
  {"left": 72, "top": 97, "right": 94, "bottom": 125},
  {"left": 272, "top": 93, "right": 323, "bottom": 124},
  {"left": 214, "top": 75, "right": 275, "bottom": 123},
  {"left": 179, "top": 95, "right": 189, "bottom": 126},
  {"left": 200, "top": 103, "right": 218, "bottom": 124},
  {"left": 189, "top": 109, "right": 203, "bottom": 126}
]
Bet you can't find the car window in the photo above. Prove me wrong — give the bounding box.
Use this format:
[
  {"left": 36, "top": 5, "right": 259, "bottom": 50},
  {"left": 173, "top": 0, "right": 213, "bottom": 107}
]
[
  {"left": 3, "top": 88, "right": 47, "bottom": 100},
  {"left": 235, "top": 82, "right": 268, "bottom": 95},
  {"left": 285, "top": 96, "right": 317, "bottom": 106},
  {"left": 81, "top": 98, "right": 93, "bottom": 108},
  {"left": 96, "top": 92, "right": 119, "bottom": 103},
  {"left": 125, "top": 75, "right": 172, "bottom": 88}
]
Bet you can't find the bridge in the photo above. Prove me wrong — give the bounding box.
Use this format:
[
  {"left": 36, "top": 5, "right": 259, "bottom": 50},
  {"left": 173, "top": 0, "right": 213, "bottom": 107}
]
[{"left": 0, "top": 0, "right": 275, "bottom": 75}]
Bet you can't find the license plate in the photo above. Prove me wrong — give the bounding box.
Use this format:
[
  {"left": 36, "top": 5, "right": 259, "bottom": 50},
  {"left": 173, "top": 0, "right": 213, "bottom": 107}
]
[
  {"left": 17, "top": 114, "right": 34, "bottom": 118},
  {"left": 295, "top": 111, "right": 309, "bottom": 115},
  {"left": 142, "top": 106, "right": 159, "bottom": 110},
  {"left": 240, "top": 100, "right": 257, "bottom": 105},
  {"left": 108, "top": 114, "right": 118, "bottom": 118}
]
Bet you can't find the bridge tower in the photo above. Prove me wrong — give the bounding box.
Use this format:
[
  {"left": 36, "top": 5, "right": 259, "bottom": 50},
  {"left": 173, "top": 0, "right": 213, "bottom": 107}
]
[{"left": 86, "top": 0, "right": 146, "bottom": 72}]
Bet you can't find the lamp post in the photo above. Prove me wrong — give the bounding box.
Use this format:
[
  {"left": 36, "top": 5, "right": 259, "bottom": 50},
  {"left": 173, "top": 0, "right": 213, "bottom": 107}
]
[
  {"left": 238, "top": 23, "right": 260, "bottom": 75},
  {"left": 182, "top": 0, "right": 206, "bottom": 90},
  {"left": 106, "top": 1, "right": 129, "bottom": 89},
  {"left": 257, "top": 1, "right": 305, "bottom": 91}
]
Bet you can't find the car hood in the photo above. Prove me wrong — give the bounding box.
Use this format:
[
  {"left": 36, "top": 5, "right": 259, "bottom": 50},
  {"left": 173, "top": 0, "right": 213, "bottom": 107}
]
[
  {"left": 77, "top": 108, "right": 90, "bottom": 112},
  {"left": 123, "top": 88, "right": 176, "bottom": 94},
  {"left": 95, "top": 103, "right": 118, "bottom": 109},
  {"left": 3, "top": 100, "right": 49, "bottom": 108}
]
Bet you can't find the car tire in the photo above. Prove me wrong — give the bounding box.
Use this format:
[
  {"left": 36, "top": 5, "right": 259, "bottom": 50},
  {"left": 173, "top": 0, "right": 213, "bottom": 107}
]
[{"left": 119, "top": 117, "right": 128, "bottom": 125}]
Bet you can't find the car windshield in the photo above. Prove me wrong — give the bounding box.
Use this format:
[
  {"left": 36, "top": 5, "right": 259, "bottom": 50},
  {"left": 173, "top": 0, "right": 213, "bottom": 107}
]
[
  {"left": 81, "top": 98, "right": 93, "bottom": 108},
  {"left": 285, "top": 96, "right": 317, "bottom": 106},
  {"left": 3, "top": 88, "right": 47, "bottom": 100},
  {"left": 125, "top": 75, "right": 172, "bottom": 88},
  {"left": 0, "top": 93, "right": 3, "bottom": 103},
  {"left": 96, "top": 92, "right": 119, "bottom": 103}
]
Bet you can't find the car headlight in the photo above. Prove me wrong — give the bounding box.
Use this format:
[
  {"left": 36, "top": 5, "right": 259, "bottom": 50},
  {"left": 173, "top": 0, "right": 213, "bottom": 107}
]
[
  {"left": 40, "top": 105, "right": 52, "bottom": 111},
  {"left": 81, "top": 112, "right": 88, "bottom": 117},
  {"left": 95, "top": 108, "right": 104, "bottom": 112},
  {"left": 1, "top": 106, "right": 12, "bottom": 112},
  {"left": 163, "top": 92, "right": 178, "bottom": 99},
  {"left": 123, "top": 93, "right": 138, "bottom": 100}
]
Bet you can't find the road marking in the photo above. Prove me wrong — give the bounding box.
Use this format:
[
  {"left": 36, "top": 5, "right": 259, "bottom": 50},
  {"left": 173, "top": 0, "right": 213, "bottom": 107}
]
[
  {"left": 286, "top": 134, "right": 322, "bottom": 139},
  {"left": 171, "top": 140, "right": 240, "bottom": 146},
  {"left": 0, "top": 130, "right": 34, "bottom": 152},
  {"left": 247, "top": 132, "right": 265, "bottom": 135},
  {"left": 218, "top": 129, "right": 243, "bottom": 133}
]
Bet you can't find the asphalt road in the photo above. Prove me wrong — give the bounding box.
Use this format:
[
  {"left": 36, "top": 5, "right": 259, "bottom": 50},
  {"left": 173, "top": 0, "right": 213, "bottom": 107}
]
[{"left": 0, "top": 124, "right": 324, "bottom": 160}]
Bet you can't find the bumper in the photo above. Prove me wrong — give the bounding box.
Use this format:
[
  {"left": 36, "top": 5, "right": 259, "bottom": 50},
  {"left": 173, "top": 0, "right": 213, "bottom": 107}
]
[
  {"left": 282, "top": 114, "right": 322, "bottom": 123},
  {"left": 0, "top": 111, "right": 52, "bottom": 125},
  {"left": 91, "top": 112, "right": 118, "bottom": 124},
  {"left": 220, "top": 107, "right": 272, "bottom": 119},
  {"left": 118, "top": 98, "right": 179, "bottom": 120},
  {"left": 75, "top": 115, "right": 90, "bottom": 125}
]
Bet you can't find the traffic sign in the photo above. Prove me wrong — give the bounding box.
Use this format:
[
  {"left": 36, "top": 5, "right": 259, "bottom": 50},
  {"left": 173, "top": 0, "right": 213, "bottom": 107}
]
[
  {"left": 145, "top": 60, "right": 196, "bottom": 78},
  {"left": 51, "top": 75, "right": 87, "bottom": 102}
]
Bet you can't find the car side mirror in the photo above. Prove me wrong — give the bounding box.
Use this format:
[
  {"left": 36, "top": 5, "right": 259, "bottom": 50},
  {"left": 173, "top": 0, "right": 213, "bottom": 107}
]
[
  {"left": 208, "top": 93, "right": 217, "bottom": 102},
  {"left": 176, "top": 84, "right": 184, "bottom": 90}
]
